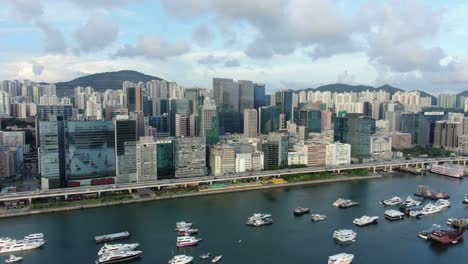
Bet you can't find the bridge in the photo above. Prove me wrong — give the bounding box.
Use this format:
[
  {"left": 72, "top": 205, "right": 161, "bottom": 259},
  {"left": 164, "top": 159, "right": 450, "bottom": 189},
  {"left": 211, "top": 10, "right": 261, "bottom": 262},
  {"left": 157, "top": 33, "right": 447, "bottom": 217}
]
[{"left": 1, "top": 157, "right": 466, "bottom": 203}]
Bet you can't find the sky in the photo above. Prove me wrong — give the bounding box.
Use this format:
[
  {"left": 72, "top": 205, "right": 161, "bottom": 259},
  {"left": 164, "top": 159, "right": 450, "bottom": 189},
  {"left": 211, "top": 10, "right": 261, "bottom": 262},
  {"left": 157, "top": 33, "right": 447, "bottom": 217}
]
[{"left": 1, "top": 0, "right": 468, "bottom": 94}]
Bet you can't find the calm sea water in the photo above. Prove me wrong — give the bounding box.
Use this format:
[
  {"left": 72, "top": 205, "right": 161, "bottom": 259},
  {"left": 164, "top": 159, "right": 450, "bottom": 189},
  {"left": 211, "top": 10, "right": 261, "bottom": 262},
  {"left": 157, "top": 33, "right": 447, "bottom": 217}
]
[{"left": 0, "top": 173, "right": 467, "bottom": 264}]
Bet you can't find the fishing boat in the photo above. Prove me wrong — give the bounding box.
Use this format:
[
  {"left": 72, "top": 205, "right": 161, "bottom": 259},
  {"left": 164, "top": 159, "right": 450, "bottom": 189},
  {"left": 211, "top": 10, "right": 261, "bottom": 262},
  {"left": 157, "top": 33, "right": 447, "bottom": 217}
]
[
  {"left": 414, "top": 185, "right": 450, "bottom": 200},
  {"left": 447, "top": 218, "right": 468, "bottom": 229},
  {"left": 429, "top": 228, "right": 465, "bottom": 244}
]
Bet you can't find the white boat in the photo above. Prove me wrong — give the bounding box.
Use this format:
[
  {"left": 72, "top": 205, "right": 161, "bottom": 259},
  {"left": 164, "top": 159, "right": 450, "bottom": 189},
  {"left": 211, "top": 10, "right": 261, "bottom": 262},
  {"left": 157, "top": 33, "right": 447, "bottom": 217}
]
[
  {"left": 332, "top": 230, "right": 357, "bottom": 243},
  {"left": 333, "top": 198, "right": 359, "bottom": 208},
  {"left": 328, "top": 253, "right": 354, "bottom": 264},
  {"left": 0, "top": 240, "right": 46, "bottom": 254},
  {"left": 23, "top": 233, "right": 43, "bottom": 241},
  {"left": 381, "top": 196, "right": 402, "bottom": 206},
  {"left": 246, "top": 213, "right": 273, "bottom": 227},
  {"left": 175, "top": 222, "right": 192, "bottom": 230},
  {"left": 463, "top": 194, "right": 468, "bottom": 204},
  {"left": 418, "top": 224, "right": 441, "bottom": 240},
  {"left": 168, "top": 255, "right": 194, "bottom": 264},
  {"left": 420, "top": 203, "right": 443, "bottom": 215},
  {"left": 176, "top": 236, "right": 202, "bottom": 247},
  {"left": 0, "top": 238, "right": 13, "bottom": 247},
  {"left": 400, "top": 196, "right": 422, "bottom": 209},
  {"left": 385, "top": 210, "right": 404, "bottom": 221},
  {"left": 353, "top": 216, "right": 379, "bottom": 227},
  {"left": 431, "top": 164, "right": 464, "bottom": 178},
  {"left": 311, "top": 214, "right": 327, "bottom": 222},
  {"left": 211, "top": 255, "right": 223, "bottom": 263},
  {"left": 98, "top": 243, "right": 140, "bottom": 256},
  {"left": 94, "top": 232, "right": 130, "bottom": 243},
  {"left": 199, "top": 253, "right": 212, "bottom": 259},
  {"left": 4, "top": 255, "right": 22, "bottom": 263},
  {"left": 96, "top": 250, "right": 142, "bottom": 264},
  {"left": 435, "top": 199, "right": 451, "bottom": 208}
]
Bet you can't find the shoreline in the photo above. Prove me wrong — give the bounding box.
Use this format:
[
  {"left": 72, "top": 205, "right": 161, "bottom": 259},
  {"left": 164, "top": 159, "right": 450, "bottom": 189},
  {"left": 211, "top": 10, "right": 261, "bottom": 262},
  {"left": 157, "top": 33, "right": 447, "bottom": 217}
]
[{"left": 0, "top": 174, "right": 382, "bottom": 219}]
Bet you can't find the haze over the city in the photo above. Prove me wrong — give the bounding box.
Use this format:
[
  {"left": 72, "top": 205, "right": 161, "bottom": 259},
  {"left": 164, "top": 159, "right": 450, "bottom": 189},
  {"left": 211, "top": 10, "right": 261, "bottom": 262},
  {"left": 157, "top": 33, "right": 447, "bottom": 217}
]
[{"left": 2, "top": 0, "right": 468, "bottom": 93}]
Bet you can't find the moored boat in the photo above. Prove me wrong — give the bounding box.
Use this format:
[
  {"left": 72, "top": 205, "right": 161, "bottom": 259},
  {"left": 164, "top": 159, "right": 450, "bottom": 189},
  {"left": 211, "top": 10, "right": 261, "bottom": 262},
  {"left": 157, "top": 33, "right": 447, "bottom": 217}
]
[
  {"left": 168, "top": 255, "right": 193, "bottom": 264},
  {"left": 4, "top": 255, "right": 22, "bottom": 263},
  {"left": 328, "top": 253, "right": 354, "bottom": 264},
  {"left": 94, "top": 232, "right": 130, "bottom": 243},
  {"left": 399, "top": 196, "right": 422, "bottom": 211},
  {"left": 178, "top": 228, "right": 199, "bottom": 236},
  {"left": 246, "top": 213, "right": 273, "bottom": 227},
  {"left": 429, "top": 228, "right": 464, "bottom": 244},
  {"left": 430, "top": 164, "right": 464, "bottom": 179},
  {"left": 96, "top": 250, "right": 142, "bottom": 264},
  {"left": 176, "top": 236, "right": 202, "bottom": 247},
  {"left": 414, "top": 185, "right": 450, "bottom": 200},
  {"left": 211, "top": 255, "right": 223, "bottom": 263},
  {"left": 333, "top": 230, "right": 357, "bottom": 243},
  {"left": 353, "top": 216, "right": 379, "bottom": 227},
  {"left": 199, "top": 253, "right": 212, "bottom": 259},
  {"left": 293, "top": 207, "right": 310, "bottom": 216},
  {"left": 447, "top": 218, "right": 468, "bottom": 229},
  {"left": 98, "top": 243, "right": 140, "bottom": 256},
  {"left": 385, "top": 210, "right": 404, "bottom": 221},
  {"left": 381, "top": 196, "right": 402, "bottom": 206},
  {"left": 333, "top": 198, "right": 359, "bottom": 208},
  {"left": 463, "top": 194, "right": 468, "bottom": 204},
  {"left": 419, "top": 203, "right": 443, "bottom": 215},
  {"left": 418, "top": 224, "right": 441, "bottom": 240},
  {"left": 311, "top": 214, "right": 327, "bottom": 222},
  {"left": 175, "top": 222, "right": 192, "bottom": 231},
  {"left": 0, "top": 240, "right": 46, "bottom": 254}
]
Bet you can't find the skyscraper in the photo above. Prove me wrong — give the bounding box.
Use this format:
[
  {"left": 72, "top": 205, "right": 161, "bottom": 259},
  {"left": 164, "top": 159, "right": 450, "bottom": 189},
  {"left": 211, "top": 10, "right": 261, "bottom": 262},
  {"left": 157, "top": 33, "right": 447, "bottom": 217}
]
[
  {"left": 254, "top": 83, "right": 266, "bottom": 109},
  {"left": 438, "top": 94, "right": 456, "bottom": 109},
  {"left": 238, "top": 80, "right": 254, "bottom": 112},
  {"left": 174, "top": 137, "right": 207, "bottom": 178},
  {"left": 347, "top": 114, "right": 375, "bottom": 160},
  {"left": 198, "top": 97, "right": 219, "bottom": 145},
  {"left": 213, "top": 78, "right": 241, "bottom": 134},
  {"left": 126, "top": 86, "right": 143, "bottom": 113},
  {"left": 115, "top": 118, "right": 137, "bottom": 181},
  {"left": 243, "top": 109, "right": 258, "bottom": 138},
  {"left": 259, "top": 106, "right": 280, "bottom": 134},
  {"left": 209, "top": 144, "right": 236, "bottom": 176},
  {"left": 275, "top": 90, "right": 294, "bottom": 125},
  {"left": 136, "top": 137, "right": 158, "bottom": 182},
  {"left": 298, "top": 108, "right": 322, "bottom": 133}
]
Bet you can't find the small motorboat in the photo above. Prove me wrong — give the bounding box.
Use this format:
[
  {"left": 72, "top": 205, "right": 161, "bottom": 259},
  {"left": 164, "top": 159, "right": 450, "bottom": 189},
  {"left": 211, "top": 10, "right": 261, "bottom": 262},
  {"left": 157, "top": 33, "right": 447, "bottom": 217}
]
[
  {"left": 212, "top": 255, "right": 223, "bottom": 263},
  {"left": 463, "top": 194, "right": 468, "bottom": 204},
  {"left": 311, "top": 214, "right": 327, "bottom": 222},
  {"left": 199, "top": 253, "right": 212, "bottom": 259},
  {"left": 5, "top": 255, "right": 23, "bottom": 263}
]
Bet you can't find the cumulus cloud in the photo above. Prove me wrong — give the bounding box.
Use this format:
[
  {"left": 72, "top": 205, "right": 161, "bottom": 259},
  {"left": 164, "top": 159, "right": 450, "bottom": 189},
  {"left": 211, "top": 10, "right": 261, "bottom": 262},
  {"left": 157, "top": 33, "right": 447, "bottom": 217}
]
[
  {"left": 115, "top": 35, "right": 189, "bottom": 59},
  {"left": 32, "top": 63, "right": 45, "bottom": 76},
  {"left": 197, "top": 54, "right": 240, "bottom": 67},
  {"left": 75, "top": 16, "right": 118, "bottom": 52},
  {"left": 224, "top": 59, "right": 240, "bottom": 67},
  {"left": 11, "top": 0, "right": 43, "bottom": 20},
  {"left": 69, "top": 0, "right": 141, "bottom": 8},
  {"left": 159, "top": 0, "right": 210, "bottom": 19},
  {"left": 35, "top": 20, "right": 66, "bottom": 53},
  {"left": 192, "top": 24, "right": 214, "bottom": 46}
]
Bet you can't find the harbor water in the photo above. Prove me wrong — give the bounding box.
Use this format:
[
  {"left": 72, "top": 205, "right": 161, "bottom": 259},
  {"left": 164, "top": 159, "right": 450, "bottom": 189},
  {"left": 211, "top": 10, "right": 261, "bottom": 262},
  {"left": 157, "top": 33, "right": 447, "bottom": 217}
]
[{"left": 0, "top": 172, "right": 467, "bottom": 263}]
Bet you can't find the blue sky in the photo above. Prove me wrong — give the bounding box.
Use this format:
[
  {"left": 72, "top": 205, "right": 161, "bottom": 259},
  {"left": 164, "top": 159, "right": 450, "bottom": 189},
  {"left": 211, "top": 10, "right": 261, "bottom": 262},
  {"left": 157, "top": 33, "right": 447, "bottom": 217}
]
[{"left": 1, "top": 0, "right": 468, "bottom": 94}]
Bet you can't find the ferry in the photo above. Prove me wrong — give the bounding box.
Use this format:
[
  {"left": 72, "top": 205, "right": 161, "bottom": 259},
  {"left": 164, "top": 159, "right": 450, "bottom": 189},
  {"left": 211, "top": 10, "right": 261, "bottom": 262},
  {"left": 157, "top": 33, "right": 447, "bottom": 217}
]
[
  {"left": 430, "top": 164, "right": 464, "bottom": 179},
  {"left": 352, "top": 216, "right": 379, "bottom": 227},
  {"left": 98, "top": 243, "right": 140, "bottom": 256},
  {"left": 381, "top": 196, "right": 402, "bottom": 206},
  {"left": 429, "top": 228, "right": 465, "bottom": 244},
  {"left": 311, "top": 214, "right": 327, "bottom": 222},
  {"left": 333, "top": 198, "right": 359, "bottom": 208},
  {"left": 293, "top": 207, "right": 310, "bottom": 216},
  {"left": 168, "top": 255, "right": 193, "bottom": 264},
  {"left": 332, "top": 230, "right": 357, "bottom": 243},
  {"left": 95, "top": 232, "right": 130, "bottom": 243},
  {"left": 328, "top": 253, "right": 354, "bottom": 264},
  {"left": 385, "top": 210, "right": 404, "bottom": 221},
  {"left": 414, "top": 185, "right": 450, "bottom": 200},
  {"left": 246, "top": 213, "right": 273, "bottom": 227},
  {"left": 176, "top": 236, "right": 202, "bottom": 247},
  {"left": 0, "top": 240, "right": 46, "bottom": 254},
  {"left": 96, "top": 250, "right": 142, "bottom": 264},
  {"left": 4, "top": 255, "right": 22, "bottom": 263},
  {"left": 463, "top": 194, "right": 468, "bottom": 204},
  {"left": 418, "top": 224, "right": 441, "bottom": 240},
  {"left": 211, "top": 255, "right": 223, "bottom": 263}
]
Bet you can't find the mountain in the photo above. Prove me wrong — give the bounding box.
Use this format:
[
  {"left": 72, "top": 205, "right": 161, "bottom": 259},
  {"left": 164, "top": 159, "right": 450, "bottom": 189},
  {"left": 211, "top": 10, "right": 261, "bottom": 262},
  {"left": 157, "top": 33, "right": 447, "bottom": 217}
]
[
  {"left": 55, "top": 70, "right": 164, "bottom": 97},
  {"left": 457, "top": 90, "right": 468, "bottom": 97}
]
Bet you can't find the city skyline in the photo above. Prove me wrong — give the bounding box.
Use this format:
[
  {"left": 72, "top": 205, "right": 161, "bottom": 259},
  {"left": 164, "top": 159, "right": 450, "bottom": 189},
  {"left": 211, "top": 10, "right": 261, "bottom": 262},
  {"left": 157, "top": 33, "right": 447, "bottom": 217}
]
[{"left": 2, "top": 0, "right": 468, "bottom": 94}]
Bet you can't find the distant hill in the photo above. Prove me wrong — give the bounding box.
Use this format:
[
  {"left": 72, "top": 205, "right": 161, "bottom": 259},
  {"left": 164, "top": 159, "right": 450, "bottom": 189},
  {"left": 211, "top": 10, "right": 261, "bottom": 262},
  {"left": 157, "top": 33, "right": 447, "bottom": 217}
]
[
  {"left": 296, "top": 83, "right": 437, "bottom": 104},
  {"left": 55, "top": 70, "right": 164, "bottom": 97},
  {"left": 457, "top": 90, "right": 468, "bottom": 97}
]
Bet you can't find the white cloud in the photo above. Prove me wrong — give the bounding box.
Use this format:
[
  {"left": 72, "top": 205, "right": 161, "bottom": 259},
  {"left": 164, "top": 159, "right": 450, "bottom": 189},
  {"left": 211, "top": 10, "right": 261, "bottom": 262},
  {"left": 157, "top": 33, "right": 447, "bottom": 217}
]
[
  {"left": 11, "top": 0, "right": 43, "bottom": 20},
  {"left": 35, "top": 20, "right": 67, "bottom": 53},
  {"left": 115, "top": 35, "right": 190, "bottom": 59},
  {"left": 192, "top": 24, "right": 214, "bottom": 46},
  {"left": 75, "top": 16, "right": 118, "bottom": 52},
  {"left": 68, "top": 0, "right": 141, "bottom": 8}
]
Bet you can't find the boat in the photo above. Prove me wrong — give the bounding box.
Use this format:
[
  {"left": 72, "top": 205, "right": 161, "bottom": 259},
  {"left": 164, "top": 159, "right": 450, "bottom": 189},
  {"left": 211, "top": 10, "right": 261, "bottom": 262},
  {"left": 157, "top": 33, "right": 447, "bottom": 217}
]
[
  {"left": 4, "top": 255, "right": 22, "bottom": 263},
  {"left": 168, "top": 255, "right": 194, "bottom": 264},
  {"left": 408, "top": 209, "right": 424, "bottom": 219},
  {"left": 435, "top": 199, "right": 451, "bottom": 208},
  {"left": 328, "top": 253, "right": 354, "bottom": 264},
  {"left": 463, "top": 194, "right": 468, "bottom": 204},
  {"left": 399, "top": 196, "right": 422, "bottom": 211},
  {"left": 94, "top": 232, "right": 130, "bottom": 243},
  {"left": 418, "top": 224, "right": 441, "bottom": 240},
  {"left": 381, "top": 196, "right": 402, "bottom": 206},
  {"left": 0, "top": 238, "right": 13, "bottom": 247},
  {"left": 246, "top": 213, "right": 273, "bottom": 227},
  {"left": 430, "top": 164, "right": 464, "bottom": 179},
  {"left": 98, "top": 243, "right": 140, "bottom": 256},
  {"left": 385, "top": 210, "right": 404, "bottom": 221},
  {"left": 23, "top": 233, "right": 44, "bottom": 241},
  {"left": 352, "top": 216, "right": 379, "bottom": 227},
  {"left": 447, "top": 218, "right": 468, "bottom": 229},
  {"left": 211, "top": 255, "right": 223, "bottom": 263},
  {"left": 293, "top": 207, "right": 310, "bottom": 216},
  {"left": 332, "top": 230, "right": 357, "bottom": 243},
  {"left": 199, "top": 253, "right": 212, "bottom": 259},
  {"left": 414, "top": 185, "right": 450, "bottom": 200},
  {"left": 96, "top": 250, "right": 142, "bottom": 264},
  {"left": 311, "top": 214, "right": 327, "bottom": 222},
  {"left": 0, "top": 240, "right": 46, "bottom": 254},
  {"left": 175, "top": 222, "right": 192, "bottom": 230},
  {"left": 333, "top": 198, "right": 359, "bottom": 209},
  {"left": 178, "top": 228, "right": 199, "bottom": 236},
  {"left": 176, "top": 236, "right": 202, "bottom": 247},
  {"left": 429, "top": 228, "right": 465, "bottom": 244},
  {"left": 419, "top": 203, "right": 443, "bottom": 215}
]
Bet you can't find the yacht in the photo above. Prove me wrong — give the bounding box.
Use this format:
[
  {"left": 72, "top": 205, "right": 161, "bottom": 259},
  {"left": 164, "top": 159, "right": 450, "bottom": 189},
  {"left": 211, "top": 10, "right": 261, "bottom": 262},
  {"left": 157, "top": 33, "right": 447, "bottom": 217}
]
[
  {"left": 98, "top": 243, "right": 140, "bottom": 256},
  {"left": 211, "top": 255, "right": 223, "bottom": 263},
  {"left": 178, "top": 228, "right": 199, "bottom": 236},
  {"left": 332, "top": 230, "right": 357, "bottom": 243},
  {"left": 399, "top": 196, "right": 422, "bottom": 211},
  {"left": 311, "top": 214, "right": 327, "bottom": 222},
  {"left": 352, "top": 216, "right": 379, "bottom": 227},
  {"left": 199, "top": 253, "right": 212, "bottom": 259},
  {"left": 0, "top": 238, "right": 13, "bottom": 247},
  {"left": 381, "top": 196, "right": 403, "bottom": 206},
  {"left": 176, "top": 236, "right": 202, "bottom": 247},
  {"left": 168, "top": 255, "right": 194, "bottom": 264},
  {"left": 246, "top": 213, "right": 273, "bottom": 227},
  {"left": 293, "top": 207, "right": 310, "bottom": 216},
  {"left": 96, "top": 250, "right": 142, "bottom": 264},
  {"left": 328, "top": 253, "right": 354, "bottom": 264},
  {"left": 385, "top": 210, "right": 404, "bottom": 221},
  {"left": 463, "top": 194, "right": 468, "bottom": 204},
  {"left": 420, "top": 203, "right": 443, "bottom": 215},
  {"left": 0, "top": 240, "right": 46, "bottom": 254},
  {"left": 95, "top": 232, "right": 130, "bottom": 243},
  {"left": 333, "top": 198, "right": 359, "bottom": 208},
  {"left": 418, "top": 224, "right": 441, "bottom": 240},
  {"left": 175, "top": 222, "right": 192, "bottom": 230},
  {"left": 435, "top": 199, "right": 451, "bottom": 208},
  {"left": 23, "top": 233, "right": 43, "bottom": 241},
  {"left": 408, "top": 209, "right": 424, "bottom": 219},
  {"left": 4, "top": 255, "right": 22, "bottom": 263}
]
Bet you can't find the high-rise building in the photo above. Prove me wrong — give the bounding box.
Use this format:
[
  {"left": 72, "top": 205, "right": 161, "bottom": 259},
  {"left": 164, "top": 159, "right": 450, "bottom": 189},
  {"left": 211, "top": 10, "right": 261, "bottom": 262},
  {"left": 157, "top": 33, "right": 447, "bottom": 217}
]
[
  {"left": 213, "top": 78, "right": 241, "bottom": 134},
  {"left": 239, "top": 80, "right": 254, "bottom": 112},
  {"left": 155, "top": 138, "right": 175, "bottom": 179},
  {"left": 254, "top": 83, "right": 265, "bottom": 109},
  {"left": 438, "top": 94, "right": 457, "bottom": 109},
  {"left": 434, "top": 121, "right": 461, "bottom": 149},
  {"left": 339, "top": 114, "right": 375, "bottom": 160},
  {"left": 126, "top": 86, "right": 143, "bottom": 113},
  {"left": 262, "top": 142, "right": 279, "bottom": 170},
  {"left": 39, "top": 116, "right": 66, "bottom": 189},
  {"left": 169, "top": 99, "right": 192, "bottom": 136},
  {"left": 209, "top": 144, "right": 236, "bottom": 176},
  {"left": 325, "top": 143, "right": 351, "bottom": 166},
  {"left": 37, "top": 105, "right": 73, "bottom": 121},
  {"left": 275, "top": 90, "right": 294, "bottom": 125},
  {"left": 259, "top": 106, "right": 280, "bottom": 134},
  {"left": 243, "top": 109, "right": 258, "bottom": 138},
  {"left": 136, "top": 137, "right": 158, "bottom": 182},
  {"left": 174, "top": 114, "right": 189, "bottom": 137},
  {"left": 0, "top": 91, "right": 10, "bottom": 117},
  {"left": 114, "top": 118, "right": 137, "bottom": 181},
  {"left": 184, "top": 88, "right": 205, "bottom": 115},
  {"left": 174, "top": 137, "right": 207, "bottom": 178},
  {"left": 198, "top": 97, "right": 219, "bottom": 144},
  {"left": 307, "top": 143, "right": 326, "bottom": 166},
  {"left": 298, "top": 108, "right": 322, "bottom": 133}
]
